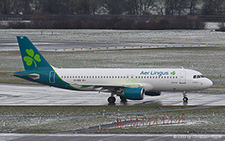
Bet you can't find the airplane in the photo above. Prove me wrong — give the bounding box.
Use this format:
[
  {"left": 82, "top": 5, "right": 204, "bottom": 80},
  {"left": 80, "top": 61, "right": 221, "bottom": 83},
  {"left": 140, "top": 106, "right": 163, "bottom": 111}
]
[{"left": 14, "top": 36, "right": 213, "bottom": 104}]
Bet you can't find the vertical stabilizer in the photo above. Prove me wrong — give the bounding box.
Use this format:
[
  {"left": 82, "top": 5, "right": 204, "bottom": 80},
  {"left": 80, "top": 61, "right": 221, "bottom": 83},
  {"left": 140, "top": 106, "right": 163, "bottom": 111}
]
[{"left": 17, "top": 36, "right": 51, "bottom": 70}]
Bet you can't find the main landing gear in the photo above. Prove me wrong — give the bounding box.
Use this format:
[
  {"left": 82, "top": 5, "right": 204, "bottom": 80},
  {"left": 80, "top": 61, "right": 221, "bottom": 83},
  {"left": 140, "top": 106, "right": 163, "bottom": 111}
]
[
  {"left": 183, "top": 91, "right": 188, "bottom": 103},
  {"left": 120, "top": 96, "right": 127, "bottom": 103},
  {"left": 107, "top": 92, "right": 128, "bottom": 104},
  {"left": 108, "top": 96, "right": 116, "bottom": 104}
]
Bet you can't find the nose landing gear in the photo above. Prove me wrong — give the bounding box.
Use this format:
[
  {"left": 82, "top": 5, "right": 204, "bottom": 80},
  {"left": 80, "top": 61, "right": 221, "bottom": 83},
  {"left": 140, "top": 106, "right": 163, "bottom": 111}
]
[{"left": 183, "top": 91, "right": 188, "bottom": 103}]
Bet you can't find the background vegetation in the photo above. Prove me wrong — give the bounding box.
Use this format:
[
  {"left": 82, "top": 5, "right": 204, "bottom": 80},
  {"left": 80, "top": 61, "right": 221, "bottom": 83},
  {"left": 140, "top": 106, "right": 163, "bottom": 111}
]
[{"left": 1, "top": 0, "right": 225, "bottom": 29}]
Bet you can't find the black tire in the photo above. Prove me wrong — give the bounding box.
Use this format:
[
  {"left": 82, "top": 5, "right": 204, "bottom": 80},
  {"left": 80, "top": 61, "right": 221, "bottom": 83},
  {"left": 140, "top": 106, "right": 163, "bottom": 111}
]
[
  {"left": 183, "top": 97, "right": 188, "bottom": 102},
  {"left": 108, "top": 96, "right": 116, "bottom": 103}
]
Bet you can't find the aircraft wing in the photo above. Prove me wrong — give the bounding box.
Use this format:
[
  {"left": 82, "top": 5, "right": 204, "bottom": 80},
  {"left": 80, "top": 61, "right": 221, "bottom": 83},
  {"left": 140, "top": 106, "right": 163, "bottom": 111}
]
[
  {"left": 74, "top": 83, "right": 141, "bottom": 88},
  {"left": 72, "top": 83, "right": 142, "bottom": 92}
]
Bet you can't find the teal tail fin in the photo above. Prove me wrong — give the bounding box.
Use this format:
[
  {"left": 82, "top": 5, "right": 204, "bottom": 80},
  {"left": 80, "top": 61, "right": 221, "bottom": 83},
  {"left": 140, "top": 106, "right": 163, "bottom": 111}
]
[
  {"left": 17, "top": 36, "right": 51, "bottom": 70},
  {"left": 15, "top": 36, "right": 77, "bottom": 90}
]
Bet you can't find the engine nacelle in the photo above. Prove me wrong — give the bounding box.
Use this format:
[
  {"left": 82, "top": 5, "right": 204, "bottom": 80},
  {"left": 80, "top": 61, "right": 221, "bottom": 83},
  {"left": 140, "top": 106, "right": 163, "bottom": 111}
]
[
  {"left": 123, "top": 88, "right": 144, "bottom": 100},
  {"left": 145, "top": 91, "right": 161, "bottom": 96}
]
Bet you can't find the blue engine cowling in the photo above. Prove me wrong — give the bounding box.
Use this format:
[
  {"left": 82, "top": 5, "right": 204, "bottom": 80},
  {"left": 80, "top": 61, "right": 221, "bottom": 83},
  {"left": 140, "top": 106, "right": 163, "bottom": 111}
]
[
  {"left": 145, "top": 91, "right": 161, "bottom": 96},
  {"left": 123, "top": 88, "right": 144, "bottom": 100}
]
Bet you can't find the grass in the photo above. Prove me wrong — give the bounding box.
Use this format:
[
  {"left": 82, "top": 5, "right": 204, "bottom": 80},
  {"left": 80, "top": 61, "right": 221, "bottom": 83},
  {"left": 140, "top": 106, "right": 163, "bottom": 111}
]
[
  {"left": 0, "top": 105, "right": 185, "bottom": 116},
  {"left": 0, "top": 106, "right": 224, "bottom": 133}
]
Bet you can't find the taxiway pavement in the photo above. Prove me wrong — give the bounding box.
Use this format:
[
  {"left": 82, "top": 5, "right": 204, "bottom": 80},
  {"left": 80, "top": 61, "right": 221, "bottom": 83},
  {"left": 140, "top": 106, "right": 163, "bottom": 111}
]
[
  {"left": 0, "top": 83, "right": 224, "bottom": 106},
  {"left": 0, "top": 134, "right": 224, "bottom": 141}
]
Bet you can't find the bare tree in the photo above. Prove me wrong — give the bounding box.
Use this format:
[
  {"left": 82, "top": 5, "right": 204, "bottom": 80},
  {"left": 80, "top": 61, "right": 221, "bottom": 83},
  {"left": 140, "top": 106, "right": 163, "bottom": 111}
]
[
  {"left": 0, "top": 0, "right": 11, "bottom": 15},
  {"left": 201, "top": 0, "right": 225, "bottom": 15},
  {"left": 151, "top": 0, "right": 166, "bottom": 15},
  {"left": 187, "top": 0, "right": 201, "bottom": 15},
  {"left": 102, "top": 0, "right": 127, "bottom": 15},
  {"left": 39, "top": 0, "right": 71, "bottom": 14},
  {"left": 165, "top": 0, "right": 189, "bottom": 15},
  {"left": 139, "top": 0, "right": 155, "bottom": 15},
  {"left": 70, "top": 0, "right": 99, "bottom": 15},
  {"left": 124, "top": 0, "right": 138, "bottom": 15}
]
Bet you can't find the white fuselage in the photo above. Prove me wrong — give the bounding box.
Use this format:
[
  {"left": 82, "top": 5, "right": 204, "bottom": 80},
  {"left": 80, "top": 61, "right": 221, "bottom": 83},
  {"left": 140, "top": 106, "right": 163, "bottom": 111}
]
[{"left": 55, "top": 68, "right": 213, "bottom": 92}]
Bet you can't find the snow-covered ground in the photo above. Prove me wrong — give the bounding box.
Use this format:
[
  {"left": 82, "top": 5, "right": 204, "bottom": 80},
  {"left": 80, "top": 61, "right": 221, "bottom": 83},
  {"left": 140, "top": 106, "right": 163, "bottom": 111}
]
[{"left": 0, "top": 23, "right": 224, "bottom": 45}]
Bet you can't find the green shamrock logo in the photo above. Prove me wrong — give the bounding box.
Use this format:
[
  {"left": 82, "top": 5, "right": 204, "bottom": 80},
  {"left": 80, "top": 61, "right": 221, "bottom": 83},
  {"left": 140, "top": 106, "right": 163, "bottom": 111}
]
[
  {"left": 170, "top": 71, "right": 176, "bottom": 75},
  {"left": 23, "top": 49, "right": 41, "bottom": 67}
]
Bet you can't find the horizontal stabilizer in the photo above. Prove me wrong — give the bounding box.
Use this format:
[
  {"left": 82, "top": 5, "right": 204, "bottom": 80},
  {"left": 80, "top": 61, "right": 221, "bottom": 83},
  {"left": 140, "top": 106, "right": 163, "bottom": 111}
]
[{"left": 14, "top": 73, "right": 40, "bottom": 80}]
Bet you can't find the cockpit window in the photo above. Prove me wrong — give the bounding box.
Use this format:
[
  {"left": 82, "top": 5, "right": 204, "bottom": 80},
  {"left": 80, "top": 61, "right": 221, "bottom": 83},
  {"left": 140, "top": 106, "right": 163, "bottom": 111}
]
[
  {"left": 200, "top": 75, "right": 205, "bottom": 78},
  {"left": 193, "top": 75, "right": 205, "bottom": 79}
]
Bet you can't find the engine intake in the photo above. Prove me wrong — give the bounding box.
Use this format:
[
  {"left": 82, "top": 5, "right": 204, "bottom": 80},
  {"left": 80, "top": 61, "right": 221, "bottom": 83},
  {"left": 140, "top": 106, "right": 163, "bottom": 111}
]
[{"left": 123, "top": 88, "right": 144, "bottom": 100}]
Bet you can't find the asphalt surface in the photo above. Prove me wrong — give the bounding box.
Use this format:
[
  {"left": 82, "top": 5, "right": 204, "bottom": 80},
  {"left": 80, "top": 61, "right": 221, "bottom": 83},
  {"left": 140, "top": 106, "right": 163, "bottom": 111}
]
[
  {"left": 0, "top": 83, "right": 224, "bottom": 106},
  {"left": 0, "top": 134, "right": 224, "bottom": 141}
]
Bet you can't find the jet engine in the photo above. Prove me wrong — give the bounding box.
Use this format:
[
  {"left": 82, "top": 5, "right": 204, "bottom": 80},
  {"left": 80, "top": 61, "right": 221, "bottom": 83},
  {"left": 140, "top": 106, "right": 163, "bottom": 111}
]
[{"left": 122, "top": 88, "right": 144, "bottom": 100}]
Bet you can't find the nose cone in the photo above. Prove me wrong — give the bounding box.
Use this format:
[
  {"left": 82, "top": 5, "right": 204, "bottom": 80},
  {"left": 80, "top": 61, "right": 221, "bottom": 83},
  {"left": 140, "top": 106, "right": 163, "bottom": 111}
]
[{"left": 206, "top": 79, "right": 213, "bottom": 88}]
